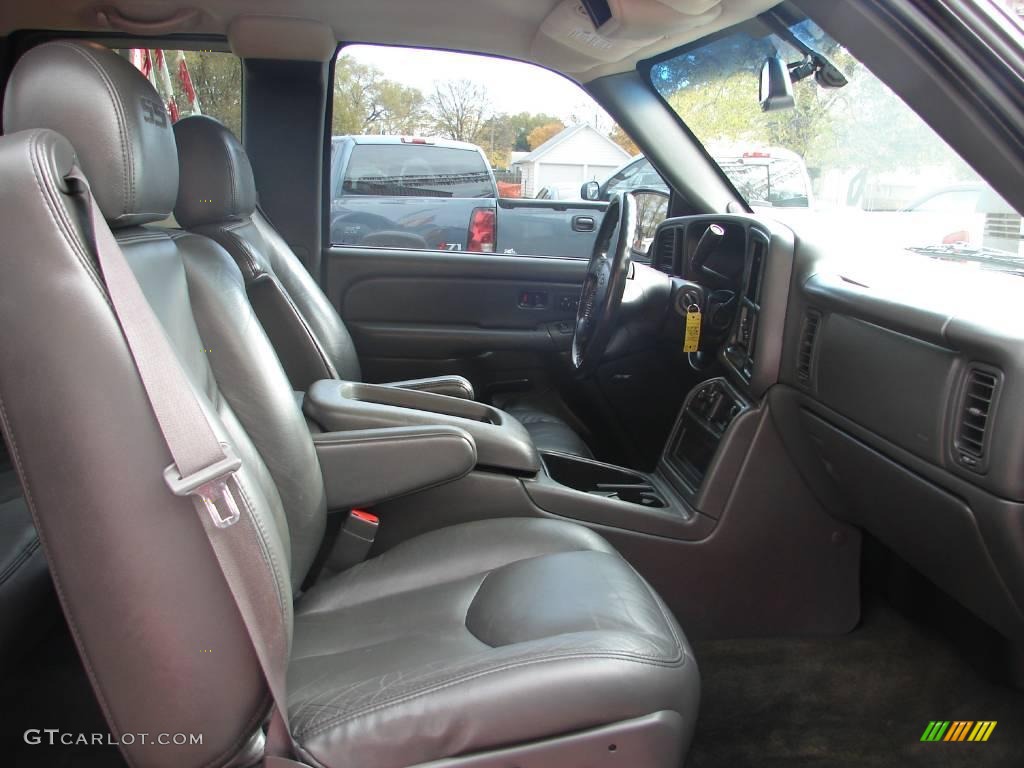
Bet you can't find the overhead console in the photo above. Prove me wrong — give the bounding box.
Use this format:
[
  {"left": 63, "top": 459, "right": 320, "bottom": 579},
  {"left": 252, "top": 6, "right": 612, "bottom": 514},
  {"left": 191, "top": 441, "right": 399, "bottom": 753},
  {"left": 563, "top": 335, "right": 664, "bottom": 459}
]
[{"left": 533, "top": 0, "right": 724, "bottom": 75}]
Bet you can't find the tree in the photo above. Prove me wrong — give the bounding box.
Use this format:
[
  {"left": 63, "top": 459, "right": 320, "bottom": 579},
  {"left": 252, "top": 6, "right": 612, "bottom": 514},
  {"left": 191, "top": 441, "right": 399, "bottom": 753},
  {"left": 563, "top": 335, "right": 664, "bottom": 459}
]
[
  {"left": 609, "top": 124, "right": 639, "bottom": 156},
  {"left": 331, "top": 55, "right": 426, "bottom": 136},
  {"left": 179, "top": 51, "right": 242, "bottom": 137},
  {"left": 373, "top": 80, "right": 427, "bottom": 135},
  {"left": 526, "top": 120, "right": 565, "bottom": 150},
  {"left": 507, "top": 112, "right": 561, "bottom": 151},
  {"left": 479, "top": 114, "right": 517, "bottom": 167},
  {"left": 429, "top": 80, "right": 490, "bottom": 143}
]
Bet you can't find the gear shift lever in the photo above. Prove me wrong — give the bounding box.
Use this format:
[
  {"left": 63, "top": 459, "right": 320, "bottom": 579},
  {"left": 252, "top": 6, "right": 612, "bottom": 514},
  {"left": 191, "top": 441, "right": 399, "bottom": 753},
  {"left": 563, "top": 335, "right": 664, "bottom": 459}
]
[{"left": 692, "top": 223, "right": 725, "bottom": 274}]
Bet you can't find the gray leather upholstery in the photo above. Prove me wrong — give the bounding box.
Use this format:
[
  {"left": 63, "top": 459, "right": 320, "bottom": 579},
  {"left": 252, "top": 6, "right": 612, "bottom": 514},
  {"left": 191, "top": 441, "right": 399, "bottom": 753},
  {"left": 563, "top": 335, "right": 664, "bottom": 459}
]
[
  {"left": 0, "top": 126, "right": 271, "bottom": 768},
  {"left": 175, "top": 115, "right": 363, "bottom": 385},
  {"left": 0, "top": 40, "right": 697, "bottom": 768},
  {"left": 383, "top": 375, "right": 474, "bottom": 400},
  {"left": 172, "top": 116, "right": 591, "bottom": 456},
  {"left": 4, "top": 41, "right": 178, "bottom": 227},
  {"left": 313, "top": 425, "right": 477, "bottom": 511},
  {"left": 290, "top": 518, "right": 698, "bottom": 768},
  {"left": 495, "top": 392, "right": 594, "bottom": 459},
  {"left": 0, "top": 493, "right": 54, "bottom": 667}
]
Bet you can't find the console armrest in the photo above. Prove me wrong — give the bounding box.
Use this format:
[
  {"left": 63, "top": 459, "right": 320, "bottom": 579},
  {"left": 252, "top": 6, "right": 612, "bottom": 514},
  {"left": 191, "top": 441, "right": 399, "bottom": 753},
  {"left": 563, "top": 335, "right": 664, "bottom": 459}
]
[
  {"left": 303, "top": 380, "right": 539, "bottom": 474},
  {"left": 382, "top": 375, "right": 474, "bottom": 400},
  {"left": 313, "top": 425, "right": 477, "bottom": 511}
]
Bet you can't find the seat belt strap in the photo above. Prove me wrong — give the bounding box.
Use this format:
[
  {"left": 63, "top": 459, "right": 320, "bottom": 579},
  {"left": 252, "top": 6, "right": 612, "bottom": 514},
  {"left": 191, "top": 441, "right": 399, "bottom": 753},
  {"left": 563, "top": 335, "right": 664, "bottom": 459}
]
[{"left": 67, "top": 168, "right": 301, "bottom": 765}]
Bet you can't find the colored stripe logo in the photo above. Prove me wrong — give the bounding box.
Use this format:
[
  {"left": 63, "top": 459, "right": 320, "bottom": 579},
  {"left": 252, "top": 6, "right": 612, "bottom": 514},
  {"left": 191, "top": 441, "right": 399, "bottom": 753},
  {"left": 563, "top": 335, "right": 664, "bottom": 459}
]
[{"left": 920, "top": 721, "right": 997, "bottom": 742}]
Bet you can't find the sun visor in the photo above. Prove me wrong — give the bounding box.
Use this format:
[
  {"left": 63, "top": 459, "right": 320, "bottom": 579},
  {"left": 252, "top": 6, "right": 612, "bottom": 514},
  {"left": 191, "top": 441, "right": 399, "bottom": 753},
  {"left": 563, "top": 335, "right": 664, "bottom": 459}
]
[{"left": 228, "top": 16, "right": 336, "bottom": 62}]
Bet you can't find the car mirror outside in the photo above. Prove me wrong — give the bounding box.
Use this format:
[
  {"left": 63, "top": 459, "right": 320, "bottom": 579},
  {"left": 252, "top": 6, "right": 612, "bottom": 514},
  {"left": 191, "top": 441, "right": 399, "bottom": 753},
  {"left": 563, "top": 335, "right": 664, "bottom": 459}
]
[
  {"left": 629, "top": 188, "right": 670, "bottom": 258},
  {"left": 581, "top": 180, "right": 601, "bottom": 200}
]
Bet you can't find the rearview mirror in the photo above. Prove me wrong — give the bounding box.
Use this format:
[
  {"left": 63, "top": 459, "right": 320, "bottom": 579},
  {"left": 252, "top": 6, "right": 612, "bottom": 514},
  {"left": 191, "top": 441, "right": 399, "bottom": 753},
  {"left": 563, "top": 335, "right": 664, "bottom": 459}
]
[
  {"left": 759, "top": 55, "right": 795, "bottom": 112},
  {"left": 581, "top": 180, "right": 601, "bottom": 201}
]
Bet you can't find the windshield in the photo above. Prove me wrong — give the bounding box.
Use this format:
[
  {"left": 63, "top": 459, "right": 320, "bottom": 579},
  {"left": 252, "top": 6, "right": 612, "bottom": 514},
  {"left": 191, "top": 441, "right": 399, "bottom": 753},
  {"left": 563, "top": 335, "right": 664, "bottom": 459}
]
[{"left": 650, "top": 14, "right": 1024, "bottom": 276}]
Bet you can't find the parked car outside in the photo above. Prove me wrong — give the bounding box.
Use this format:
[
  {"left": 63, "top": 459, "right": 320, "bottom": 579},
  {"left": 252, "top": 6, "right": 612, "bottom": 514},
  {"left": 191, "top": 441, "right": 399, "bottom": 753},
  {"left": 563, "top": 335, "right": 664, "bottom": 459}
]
[{"left": 329, "top": 135, "right": 605, "bottom": 258}]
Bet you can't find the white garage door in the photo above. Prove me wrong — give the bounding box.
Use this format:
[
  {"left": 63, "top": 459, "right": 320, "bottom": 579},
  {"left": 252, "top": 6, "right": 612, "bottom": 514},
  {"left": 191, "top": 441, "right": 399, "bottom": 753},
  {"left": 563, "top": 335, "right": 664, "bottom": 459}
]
[
  {"left": 588, "top": 165, "right": 618, "bottom": 182},
  {"left": 539, "top": 163, "right": 584, "bottom": 186}
]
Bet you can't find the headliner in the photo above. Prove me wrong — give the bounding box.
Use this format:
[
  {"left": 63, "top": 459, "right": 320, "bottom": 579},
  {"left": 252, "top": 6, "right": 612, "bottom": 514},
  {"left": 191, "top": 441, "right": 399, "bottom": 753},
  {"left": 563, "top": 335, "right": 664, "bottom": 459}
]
[{"left": 0, "top": 0, "right": 780, "bottom": 82}]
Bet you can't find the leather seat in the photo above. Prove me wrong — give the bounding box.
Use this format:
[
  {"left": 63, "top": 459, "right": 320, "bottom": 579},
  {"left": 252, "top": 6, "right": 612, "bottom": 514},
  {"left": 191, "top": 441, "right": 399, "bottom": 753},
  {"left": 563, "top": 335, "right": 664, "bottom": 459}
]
[
  {"left": 172, "top": 115, "right": 593, "bottom": 458},
  {"left": 290, "top": 518, "right": 694, "bottom": 768},
  {"left": 0, "top": 41, "right": 697, "bottom": 768},
  {"left": 0, "top": 476, "right": 54, "bottom": 669}
]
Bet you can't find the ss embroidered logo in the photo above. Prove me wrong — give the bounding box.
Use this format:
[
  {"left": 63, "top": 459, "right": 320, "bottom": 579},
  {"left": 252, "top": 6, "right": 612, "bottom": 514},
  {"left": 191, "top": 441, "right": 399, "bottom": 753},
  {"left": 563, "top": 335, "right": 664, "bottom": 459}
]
[{"left": 140, "top": 97, "right": 167, "bottom": 128}]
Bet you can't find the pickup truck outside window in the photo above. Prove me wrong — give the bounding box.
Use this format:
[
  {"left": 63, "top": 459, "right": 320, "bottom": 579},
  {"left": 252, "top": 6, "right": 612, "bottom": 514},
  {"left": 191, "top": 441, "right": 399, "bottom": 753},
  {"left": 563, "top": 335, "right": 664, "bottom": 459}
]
[
  {"left": 340, "top": 143, "right": 495, "bottom": 199},
  {"left": 327, "top": 44, "right": 633, "bottom": 259}
]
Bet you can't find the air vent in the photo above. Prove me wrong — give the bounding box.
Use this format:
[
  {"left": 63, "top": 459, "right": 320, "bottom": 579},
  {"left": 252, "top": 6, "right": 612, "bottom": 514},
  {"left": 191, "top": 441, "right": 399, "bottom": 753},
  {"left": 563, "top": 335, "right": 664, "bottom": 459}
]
[
  {"left": 796, "top": 311, "right": 821, "bottom": 384},
  {"left": 654, "top": 227, "right": 677, "bottom": 274},
  {"left": 955, "top": 367, "right": 999, "bottom": 469}
]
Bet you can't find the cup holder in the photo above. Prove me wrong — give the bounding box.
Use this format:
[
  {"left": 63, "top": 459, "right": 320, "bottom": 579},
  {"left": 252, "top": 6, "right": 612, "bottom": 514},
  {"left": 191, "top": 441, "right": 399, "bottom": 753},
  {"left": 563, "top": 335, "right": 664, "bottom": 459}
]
[{"left": 540, "top": 452, "right": 666, "bottom": 508}]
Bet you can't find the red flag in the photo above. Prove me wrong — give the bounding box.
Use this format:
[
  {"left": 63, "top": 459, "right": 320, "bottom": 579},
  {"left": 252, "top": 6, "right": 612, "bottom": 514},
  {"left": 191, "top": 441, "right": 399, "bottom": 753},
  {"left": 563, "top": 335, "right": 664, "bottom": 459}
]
[
  {"left": 167, "top": 98, "right": 180, "bottom": 123},
  {"left": 132, "top": 48, "right": 152, "bottom": 78},
  {"left": 178, "top": 58, "right": 197, "bottom": 105}
]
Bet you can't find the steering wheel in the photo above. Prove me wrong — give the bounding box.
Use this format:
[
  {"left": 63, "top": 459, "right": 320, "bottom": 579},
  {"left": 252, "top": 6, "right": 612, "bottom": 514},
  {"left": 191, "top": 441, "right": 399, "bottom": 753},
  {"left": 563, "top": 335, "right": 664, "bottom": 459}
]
[{"left": 572, "top": 191, "right": 637, "bottom": 373}]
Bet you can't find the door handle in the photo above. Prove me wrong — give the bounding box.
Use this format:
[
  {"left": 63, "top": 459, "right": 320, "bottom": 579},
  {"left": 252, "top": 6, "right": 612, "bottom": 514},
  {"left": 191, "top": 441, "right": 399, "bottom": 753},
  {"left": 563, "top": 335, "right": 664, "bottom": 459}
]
[
  {"left": 572, "top": 215, "right": 596, "bottom": 232},
  {"left": 518, "top": 290, "right": 549, "bottom": 309}
]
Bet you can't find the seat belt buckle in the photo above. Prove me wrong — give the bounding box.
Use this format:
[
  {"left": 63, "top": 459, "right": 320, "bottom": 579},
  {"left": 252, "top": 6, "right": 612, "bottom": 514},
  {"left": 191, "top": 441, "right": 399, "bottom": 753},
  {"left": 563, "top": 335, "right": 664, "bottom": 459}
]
[
  {"left": 163, "top": 445, "right": 244, "bottom": 528},
  {"left": 334, "top": 509, "right": 379, "bottom": 570}
]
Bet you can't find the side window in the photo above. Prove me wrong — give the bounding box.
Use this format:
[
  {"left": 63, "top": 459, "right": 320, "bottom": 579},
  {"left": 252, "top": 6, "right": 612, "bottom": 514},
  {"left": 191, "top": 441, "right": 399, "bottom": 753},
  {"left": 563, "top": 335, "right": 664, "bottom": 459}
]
[
  {"left": 328, "top": 44, "right": 639, "bottom": 258},
  {"left": 118, "top": 48, "right": 242, "bottom": 135},
  {"left": 117, "top": 48, "right": 241, "bottom": 227}
]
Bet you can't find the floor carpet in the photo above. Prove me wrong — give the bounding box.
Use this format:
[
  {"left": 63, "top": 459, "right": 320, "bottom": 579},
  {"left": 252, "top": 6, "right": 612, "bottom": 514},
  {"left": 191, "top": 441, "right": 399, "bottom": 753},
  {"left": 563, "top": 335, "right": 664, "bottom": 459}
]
[{"left": 687, "top": 596, "right": 1024, "bottom": 767}]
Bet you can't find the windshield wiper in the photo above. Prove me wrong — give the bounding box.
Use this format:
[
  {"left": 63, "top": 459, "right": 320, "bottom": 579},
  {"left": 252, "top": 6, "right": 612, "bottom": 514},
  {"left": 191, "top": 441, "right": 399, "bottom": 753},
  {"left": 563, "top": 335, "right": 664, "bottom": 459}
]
[{"left": 907, "top": 243, "right": 1024, "bottom": 276}]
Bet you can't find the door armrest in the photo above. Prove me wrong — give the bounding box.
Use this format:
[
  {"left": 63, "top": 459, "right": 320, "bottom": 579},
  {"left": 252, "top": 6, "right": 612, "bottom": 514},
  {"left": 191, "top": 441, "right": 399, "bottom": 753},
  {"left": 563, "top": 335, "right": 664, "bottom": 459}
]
[
  {"left": 382, "top": 375, "right": 474, "bottom": 400},
  {"left": 312, "top": 425, "right": 477, "bottom": 510}
]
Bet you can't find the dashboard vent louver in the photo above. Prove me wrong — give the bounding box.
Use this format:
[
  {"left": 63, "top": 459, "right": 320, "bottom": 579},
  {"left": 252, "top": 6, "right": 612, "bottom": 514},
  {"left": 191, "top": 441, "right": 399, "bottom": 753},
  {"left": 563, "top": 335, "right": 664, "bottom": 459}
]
[
  {"left": 796, "top": 311, "right": 821, "bottom": 384},
  {"left": 956, "top": 368, "right": 999, "bottom": 464},
  {"left": 655, "top": 227, "right": 676, "bottom": 274}
]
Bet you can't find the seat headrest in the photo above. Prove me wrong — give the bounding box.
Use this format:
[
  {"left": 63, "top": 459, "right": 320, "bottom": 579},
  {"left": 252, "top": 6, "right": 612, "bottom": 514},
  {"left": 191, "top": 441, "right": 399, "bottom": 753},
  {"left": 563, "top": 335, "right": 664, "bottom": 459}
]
[
  {"left": 3, "top": 41, "right": 178, "bottom": 228},
  {"left": 173, "top": 115, "right": 257, "bottom": 229}
]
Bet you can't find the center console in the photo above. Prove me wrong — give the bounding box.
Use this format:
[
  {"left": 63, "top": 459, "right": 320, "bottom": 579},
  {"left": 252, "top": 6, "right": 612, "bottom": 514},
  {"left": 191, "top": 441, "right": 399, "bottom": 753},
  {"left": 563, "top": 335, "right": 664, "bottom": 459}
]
[
  {"left": 303, "top": 374, "right": 757, "bottom": 543},
  {"left": 523, "top": 376, "right": 756, "bottom": 542},
  {"left": 303, "top": 379, "right": 539, "bottom": 474},
  {"left": 663, "top": 378, "right": 750, "bottom": 497}
]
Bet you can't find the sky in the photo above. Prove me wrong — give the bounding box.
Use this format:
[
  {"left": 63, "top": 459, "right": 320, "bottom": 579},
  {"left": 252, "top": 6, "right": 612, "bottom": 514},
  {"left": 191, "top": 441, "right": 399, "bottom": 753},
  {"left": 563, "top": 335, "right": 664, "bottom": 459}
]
[{"left": 343, "top": 44, "right": 614, "bottom": 128}]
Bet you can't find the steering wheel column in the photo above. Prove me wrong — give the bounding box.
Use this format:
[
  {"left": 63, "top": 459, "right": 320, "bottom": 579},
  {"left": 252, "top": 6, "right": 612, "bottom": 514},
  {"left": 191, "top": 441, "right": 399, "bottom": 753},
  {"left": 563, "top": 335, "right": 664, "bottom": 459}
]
[{"left": 572, "top": 192, "right": 637, "bottom": 374}]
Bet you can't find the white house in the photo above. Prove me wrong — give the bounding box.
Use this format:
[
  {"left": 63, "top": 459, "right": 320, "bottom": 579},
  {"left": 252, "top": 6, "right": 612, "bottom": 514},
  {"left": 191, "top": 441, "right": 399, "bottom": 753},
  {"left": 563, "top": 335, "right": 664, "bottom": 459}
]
[{"left": 513, "top": 124, "right": 632, "bottom": 198}]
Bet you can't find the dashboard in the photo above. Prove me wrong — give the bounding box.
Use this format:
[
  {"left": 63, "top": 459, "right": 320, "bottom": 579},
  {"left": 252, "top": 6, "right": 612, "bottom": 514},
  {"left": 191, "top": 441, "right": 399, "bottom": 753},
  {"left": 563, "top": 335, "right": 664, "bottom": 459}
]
[
  {"left": 649, "top": 214, "right": 794, "bottom": 401},
  {"left": 647, "top": 212, "right": 1024, "bottom": 640}
]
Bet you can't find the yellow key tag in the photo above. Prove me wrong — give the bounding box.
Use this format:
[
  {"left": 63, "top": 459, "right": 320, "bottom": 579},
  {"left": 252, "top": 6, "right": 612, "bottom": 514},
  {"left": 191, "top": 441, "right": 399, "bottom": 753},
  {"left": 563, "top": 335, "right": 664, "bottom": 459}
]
[{"left": 683, "top": 304, "right": 702, "bottom": 353}]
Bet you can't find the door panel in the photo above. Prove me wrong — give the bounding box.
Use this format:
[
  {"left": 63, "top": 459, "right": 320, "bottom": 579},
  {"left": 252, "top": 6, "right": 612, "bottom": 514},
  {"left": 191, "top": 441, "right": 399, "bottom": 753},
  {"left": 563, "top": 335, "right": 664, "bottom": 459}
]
[{"left": 323, "top": 247, "right": 587, "bottom": 393}]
